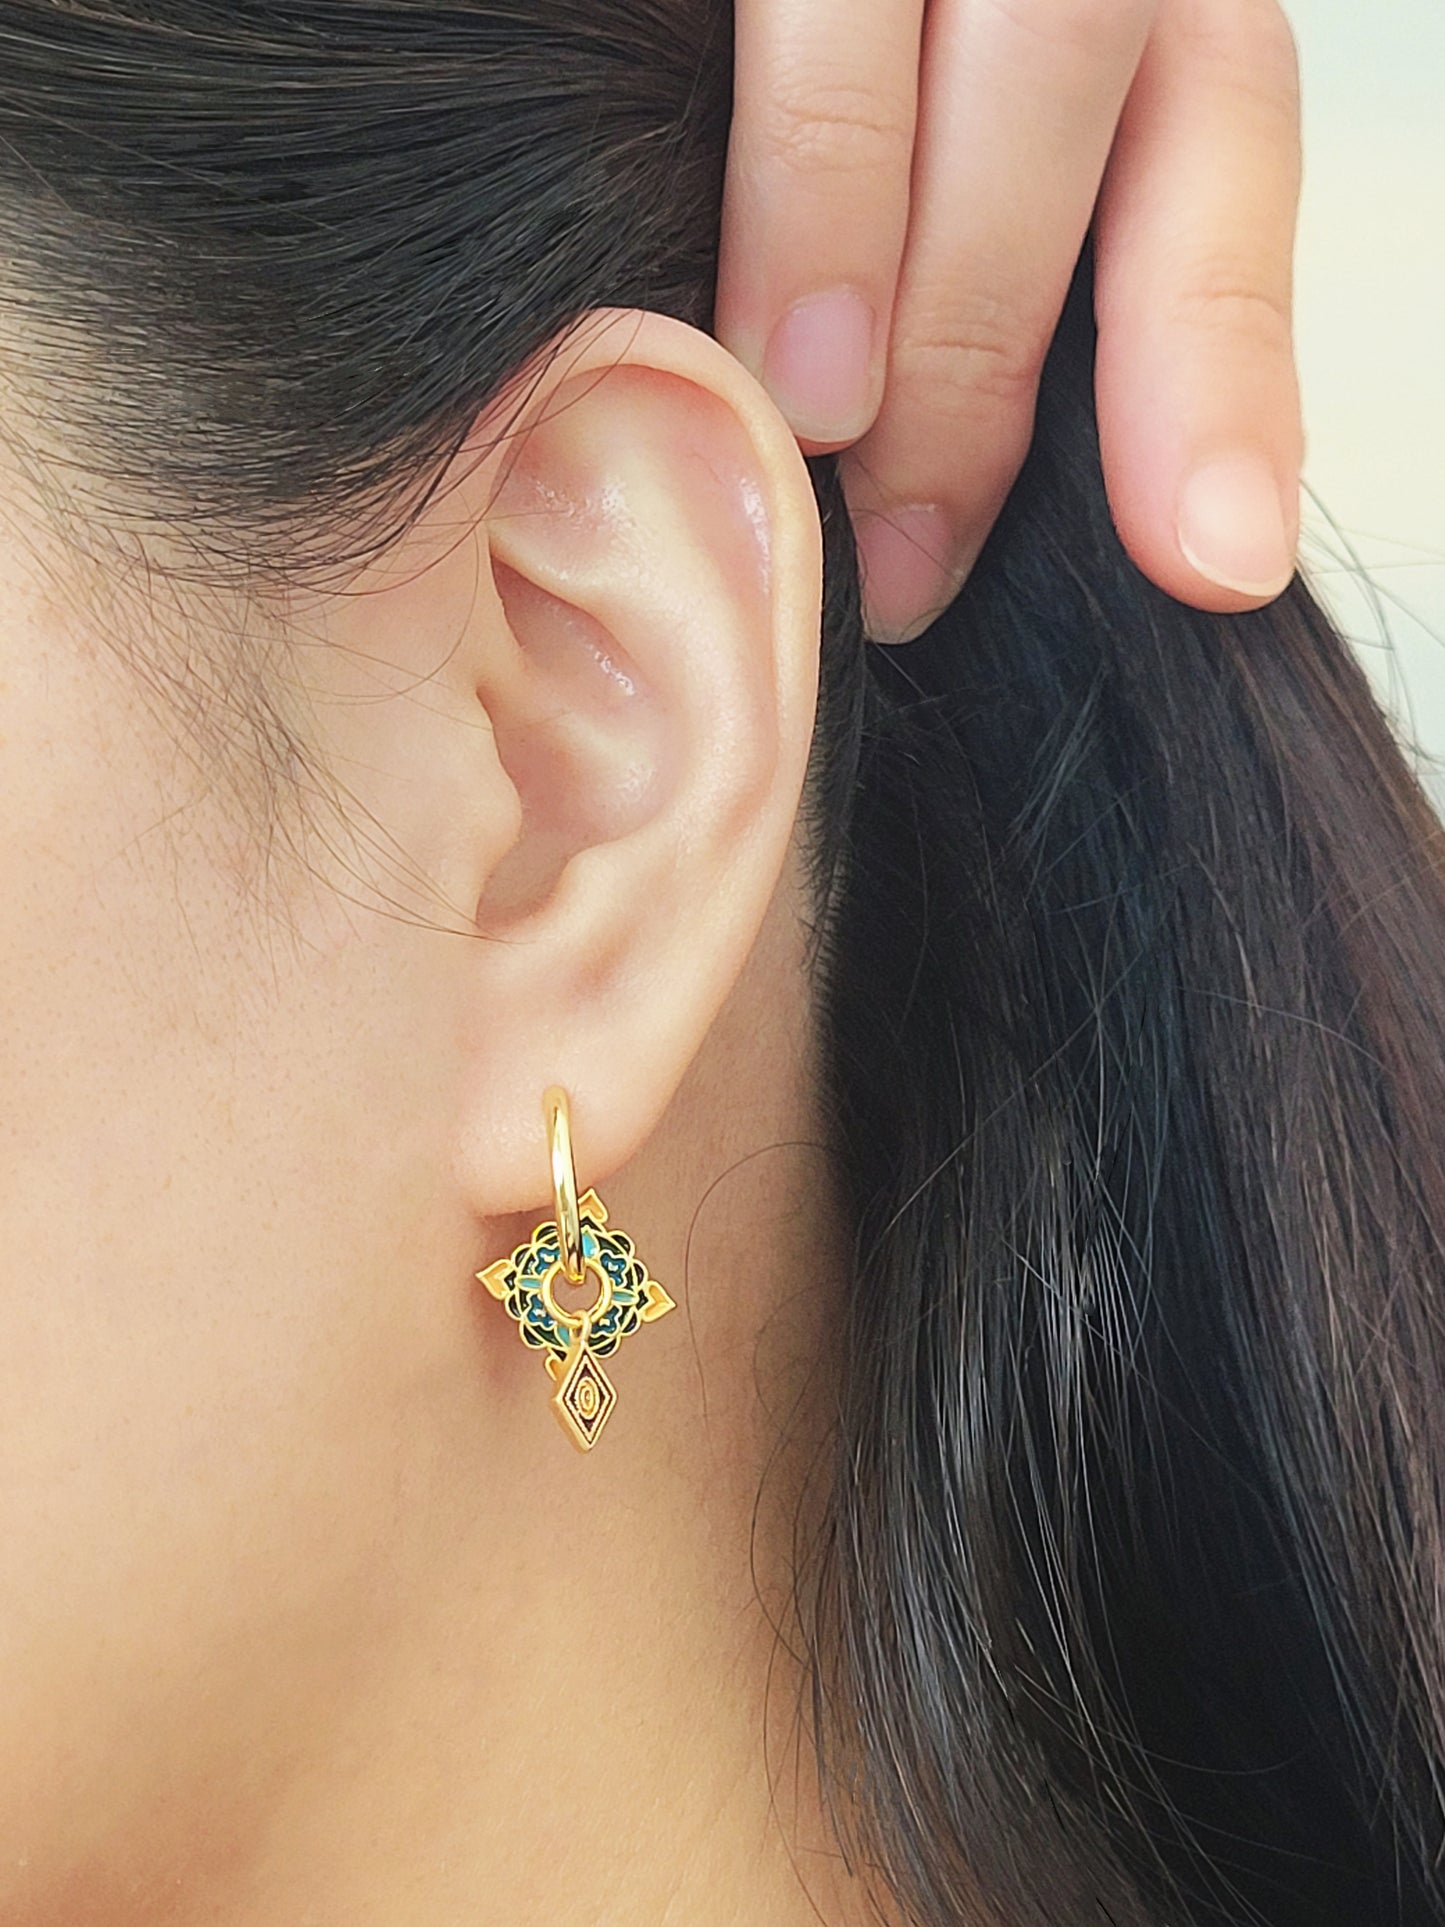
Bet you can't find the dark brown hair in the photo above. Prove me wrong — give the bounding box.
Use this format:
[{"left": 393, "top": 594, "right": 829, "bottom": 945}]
[{"left": 3, "top": 4, "right": 1444, "bottom": 1920}]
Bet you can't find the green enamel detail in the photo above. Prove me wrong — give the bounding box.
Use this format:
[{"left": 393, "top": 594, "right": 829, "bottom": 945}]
[{"left": 497, "top": 1210, "right": 655, "bottom": 1362}]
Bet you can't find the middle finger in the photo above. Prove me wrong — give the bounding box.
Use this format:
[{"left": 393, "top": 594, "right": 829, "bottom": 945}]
[{"left": 849, "top": 0, "right": 1159, "bottom": 641}]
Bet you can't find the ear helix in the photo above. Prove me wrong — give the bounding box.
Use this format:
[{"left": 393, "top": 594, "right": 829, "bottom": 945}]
[{"left": 475, "top": 1086, "right": 674, "bottom": 1450}]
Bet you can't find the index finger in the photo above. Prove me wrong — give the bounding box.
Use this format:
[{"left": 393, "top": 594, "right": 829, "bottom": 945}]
[{"left": 715, "top": 0, "right": 926, "bottom": 449}]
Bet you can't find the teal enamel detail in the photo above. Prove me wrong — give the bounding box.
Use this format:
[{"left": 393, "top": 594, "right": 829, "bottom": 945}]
[{"left": 497, "top": 1209, "right": 658, "bottom": 1362}]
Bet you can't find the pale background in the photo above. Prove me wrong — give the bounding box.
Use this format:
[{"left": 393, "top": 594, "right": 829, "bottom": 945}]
[{"left": 1290, "top": 0, "right": 1445, "bottom": 801}]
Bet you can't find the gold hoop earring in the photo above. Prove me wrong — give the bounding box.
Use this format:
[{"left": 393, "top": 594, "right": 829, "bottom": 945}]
[{"left": 476, "top": 1085, "right": 674, "bottom": 1451}]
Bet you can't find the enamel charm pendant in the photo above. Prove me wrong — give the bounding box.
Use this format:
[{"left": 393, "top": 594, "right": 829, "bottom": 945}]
[{"left": 476, "top": 1087, "right": 674, "bottom": 1450}]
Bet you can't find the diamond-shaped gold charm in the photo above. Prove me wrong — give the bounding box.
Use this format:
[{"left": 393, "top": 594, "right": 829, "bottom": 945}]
[{"left": 552, "top": 1336, "right": 617, "bottom": 1451}]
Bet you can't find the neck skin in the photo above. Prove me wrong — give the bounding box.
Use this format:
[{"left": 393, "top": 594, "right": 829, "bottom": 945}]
[{"left": 193, "top": 846, "right": 878, "bottom": 1927}]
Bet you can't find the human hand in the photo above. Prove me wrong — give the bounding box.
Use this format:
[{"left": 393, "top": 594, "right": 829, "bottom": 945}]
[{"left": 715, "top": 0, "right": 1303, "bottom": 641}]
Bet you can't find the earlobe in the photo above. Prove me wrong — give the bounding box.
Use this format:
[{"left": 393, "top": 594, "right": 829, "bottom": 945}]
[{"left": 454, "top": 309, "right": 822, "bottom": 1216}]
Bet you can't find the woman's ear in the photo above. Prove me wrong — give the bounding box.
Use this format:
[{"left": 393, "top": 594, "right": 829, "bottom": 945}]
[{"left": 310, "top": 308, "right": 823, "bottom": 1218}]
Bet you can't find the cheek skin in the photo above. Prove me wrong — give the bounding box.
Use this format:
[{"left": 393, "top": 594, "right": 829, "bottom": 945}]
[{"left": 0, "top": 539, "right": 480, "bottom": 1914}]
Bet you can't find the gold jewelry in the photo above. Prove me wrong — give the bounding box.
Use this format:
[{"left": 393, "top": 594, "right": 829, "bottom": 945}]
[{"left": 476, "top": 1085, "right": 674, "bottom": 1450}]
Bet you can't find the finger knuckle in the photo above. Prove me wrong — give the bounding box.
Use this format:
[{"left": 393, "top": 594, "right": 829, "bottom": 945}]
[
  {"left": 891, "top": 303, "right": 1042, "bottom": 417},
  {"left": 1170, "top": 276, "right": 1293, "bottom": 354},
  {"left": 755, "top": 71, "right": 914, "bottom": 177},
  {"left": 1180, "top": 0, "right": 1301, "bottom": 127}
]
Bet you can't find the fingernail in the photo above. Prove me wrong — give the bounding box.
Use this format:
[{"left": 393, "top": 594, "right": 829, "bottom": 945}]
[
  {"left": 856, "top": 504, "right": 967, "bottom": 644},
  {"left": 762, "top": 287, "right": 877, "bottom": 443},
  {"left": 1177, "top": 453, "right": 1296, "bottom": 598}
]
